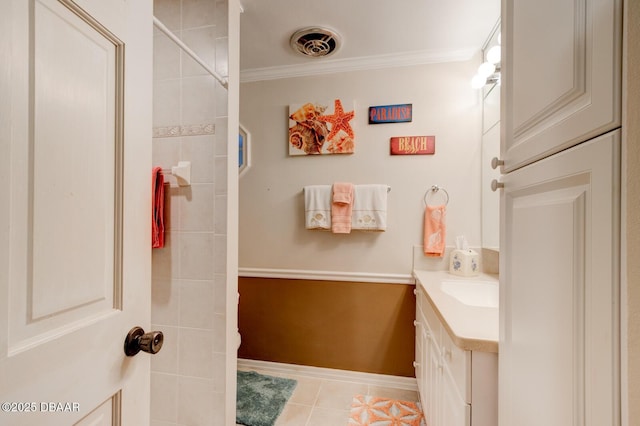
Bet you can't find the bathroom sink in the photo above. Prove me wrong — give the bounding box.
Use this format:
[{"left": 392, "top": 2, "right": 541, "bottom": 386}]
[{"left": 440, "top": 280, "right": 499, "bottom": 308}]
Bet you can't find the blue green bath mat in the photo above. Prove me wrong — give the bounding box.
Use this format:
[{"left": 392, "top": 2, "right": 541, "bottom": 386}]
[{"left": 236, "top": 370, "right": 297, "bottom": 426}]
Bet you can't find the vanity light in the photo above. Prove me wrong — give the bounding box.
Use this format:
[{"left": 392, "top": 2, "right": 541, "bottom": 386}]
[
  {"left": 472, "top": 61, "right": 500, "bottom": 88},
  {"left": 471, "top": 71, "right": 501, "bottom": 89},
  {"left": 486, "top": 73, "right": 501, "bottom": 85},
  {"left": 479, "top": 61, "right": 496, "bottom": 77},
  {"left": 471, "top": 30, "right": 501, "bottom": 89},
  {"left": 486, "top": 45, "right": 501, "bottom": 65},
  {"left": 471, "top": 74, "right": 489, "bottom": 89}
]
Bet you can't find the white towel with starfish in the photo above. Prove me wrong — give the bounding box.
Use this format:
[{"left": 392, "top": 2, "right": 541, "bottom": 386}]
[
  {"left": 351, "top": 184, "right": 388, "bottom": 231},
  {"left": 304, "top": 185, "right": 332, "bottom": 230}
]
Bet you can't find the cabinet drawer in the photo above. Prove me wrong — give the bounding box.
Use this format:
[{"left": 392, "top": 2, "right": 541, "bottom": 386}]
[{"left": 441, "top": 325, "right": 471, "bottom": 403}]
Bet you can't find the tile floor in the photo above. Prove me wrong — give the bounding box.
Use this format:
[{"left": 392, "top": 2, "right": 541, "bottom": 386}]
[{"left": 236, "top": 365, "right": 420, "bottom": 426}]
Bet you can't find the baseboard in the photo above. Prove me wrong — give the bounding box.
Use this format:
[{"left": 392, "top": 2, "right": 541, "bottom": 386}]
[{"left": 237, "top": 358, "right": 418, "bottom": 391}]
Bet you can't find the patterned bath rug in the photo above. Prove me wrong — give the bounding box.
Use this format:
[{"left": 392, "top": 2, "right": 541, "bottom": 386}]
[
  {"left": 348, "top": 394, "right": 425, "bottom": 426},
  {"left": 236, "top": 370, "right": 297, "bottom": 426}
]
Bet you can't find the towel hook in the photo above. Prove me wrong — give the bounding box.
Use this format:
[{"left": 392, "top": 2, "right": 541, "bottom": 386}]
[{"left": 424, "top": 185, "right": 449, "bottom": 206}]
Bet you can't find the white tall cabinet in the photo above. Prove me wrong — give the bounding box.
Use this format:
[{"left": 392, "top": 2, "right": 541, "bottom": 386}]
[
  {"left": 501, "top": 0, "right": 621, "bottom": 173},
  {"left": 499, "top": 0, "right": 622, "bottom": 424}
]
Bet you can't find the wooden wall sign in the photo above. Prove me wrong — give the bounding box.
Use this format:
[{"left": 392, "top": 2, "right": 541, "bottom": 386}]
[
  {"left": 369, "top": 104, "right": 412, "bottom": 124},
  {"left": 390, "top": 136, "right": 435, "bottom": 155}
]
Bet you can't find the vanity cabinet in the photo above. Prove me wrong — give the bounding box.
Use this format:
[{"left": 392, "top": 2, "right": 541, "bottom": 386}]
[
  {"left": 501, "top": 0, "right": 621, "bottom": 172},
  {"left": 414, "top": 285, "right": 497, "bottom": 426}
]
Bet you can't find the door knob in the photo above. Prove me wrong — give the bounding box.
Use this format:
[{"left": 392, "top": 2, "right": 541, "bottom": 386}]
[
  {"left": 491, "top": 179, "right": 504, "bottom": 192},
  {"left": 124, "top": 326, "right": 164, "bottom": 356}
]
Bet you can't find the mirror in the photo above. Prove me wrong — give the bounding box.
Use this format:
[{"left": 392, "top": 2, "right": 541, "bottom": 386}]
[
  {"left": 239, "top": 123, "right": 251, "bottom": 177},
  {"left": 481, "top": 24, "right": 501, "bottom": 251}
]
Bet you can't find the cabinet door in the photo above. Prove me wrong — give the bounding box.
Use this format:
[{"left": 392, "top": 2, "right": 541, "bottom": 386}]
[
  {"left": 419, "top": 325, "right": 431, "bottom": 420},
  {"left": 440, "top": 363, "right": 471, "bottom": 426},
  {"left": 441, "top": 326, "right": 471, "bottom": 403},
  {"left": 499, "top": 131, "right": 620, "bottom": 425},
  {"left": 426, "top": 333, "right": 441, "bottom": 426},
  {"left": 414, "top": 308, "right": 425, "bottom": 409},
  {"left": 501, "top": 0, "right": 621, "bottom": 171}
]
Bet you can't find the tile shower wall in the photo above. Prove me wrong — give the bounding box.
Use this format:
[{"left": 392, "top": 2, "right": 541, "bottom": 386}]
[{"left": 151, "top": 1, "right": 229, "bottom": 425}]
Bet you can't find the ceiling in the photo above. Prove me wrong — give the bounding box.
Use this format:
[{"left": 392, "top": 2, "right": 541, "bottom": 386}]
[{"left": 239, "top": 0, "right": 500, "bottom": 82}]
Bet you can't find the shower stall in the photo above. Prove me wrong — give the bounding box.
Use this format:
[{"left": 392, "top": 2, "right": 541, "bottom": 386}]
[{"left": 150, "top": 0, "right": 239, "bottom": 424}]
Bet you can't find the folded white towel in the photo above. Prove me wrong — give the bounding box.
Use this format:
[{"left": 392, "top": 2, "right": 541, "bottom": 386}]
[
  {"left": 304, "top": 185, "right": 332, "bottom": 230},
  {"left": 352, "top": 184, "right": 388, "bottom": 231}
]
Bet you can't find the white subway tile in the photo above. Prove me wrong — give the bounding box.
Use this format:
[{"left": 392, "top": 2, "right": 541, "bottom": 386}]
[
  {"left": 179, "top": 184, "right": 215, "bottom": 232},
  {"left": 151, "top": 325, "right": 179, "bottom": 374},
  {"left": 150, "top": 372, "right": 178, "bottom": 422},
  {"left": 151, "top": 278, "right": 180, "bottom": 325},
  {"left": 181, "top": 134, "right": 215, "bottom": 183},
  {"left": 153, "top": 0, "right": 181, "bottom": 32},
  {"left": 154, "top": 34, "right": 181, "bottom": 81},
  {"left": 214, "top": 195, "right": 227, "bottom": 234},
  {"left": 178, "top": 328, "right": 215, "bottom": 378},
  {"left": 179, "top": 233, "right": 215, "bottom": 279},
  {"left": 153, "top": 79, "right": 181, "bottom": 128},
  {"left": 181, "top": 26, "right": 216, "bottom": 78},
  {"left": 152, "top": 232, "right": 180, "bottom": 280},
  {"left": 182, "top": 0, "right": 216, "bottom": 29},
  {"left": 179, "top": 280, "right": 215, "bottom": 329},
  {"left": 177, "top": 376, "right": 216, "bottom": 425},
  {"left": 181, "top": 76, "right": 216, "bottom": 125}
]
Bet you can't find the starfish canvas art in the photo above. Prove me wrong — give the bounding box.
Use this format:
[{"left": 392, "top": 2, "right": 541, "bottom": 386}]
[{"left": 288, "top": 99, "right": 355, "bottom": 155}]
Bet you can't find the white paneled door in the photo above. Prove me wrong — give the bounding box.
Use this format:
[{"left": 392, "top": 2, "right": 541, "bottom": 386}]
[{"left": 0, "top": 0, "right": 153, "bottom": 425}]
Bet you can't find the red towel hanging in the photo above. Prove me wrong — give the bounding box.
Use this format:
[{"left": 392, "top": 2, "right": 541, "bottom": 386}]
[{"left": 152, "top": 167, "right": 165, "bottom": 248}]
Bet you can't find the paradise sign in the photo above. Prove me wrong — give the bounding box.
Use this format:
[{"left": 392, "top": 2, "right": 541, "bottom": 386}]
[{"left": 369, "top": 104, "right": 412, "bottom": 124}]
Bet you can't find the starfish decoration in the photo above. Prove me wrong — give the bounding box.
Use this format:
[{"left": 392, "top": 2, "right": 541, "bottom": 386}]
[{"left": 317, "top": 99, "right": 355, "bottom": 141}]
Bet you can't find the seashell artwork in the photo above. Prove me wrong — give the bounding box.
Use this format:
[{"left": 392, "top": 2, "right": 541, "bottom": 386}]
[{"left": 288, "top": 99, "right": 355, "bottom": 155}]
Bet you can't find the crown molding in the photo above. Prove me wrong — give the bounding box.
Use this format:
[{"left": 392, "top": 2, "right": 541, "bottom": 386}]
[{"left": 240, "top": 48, "right": 478, "bottom": 83}]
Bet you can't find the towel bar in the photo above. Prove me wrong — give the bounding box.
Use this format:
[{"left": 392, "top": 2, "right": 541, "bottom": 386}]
[
  {"left": 302, "top": 185, "right": 391, "bottom": 193},
  {"left": 424, "top": 185, "right": 449, "bottom": 206},
  {"left": 161, "top": 161, "right": 191, "bottom": 187}
]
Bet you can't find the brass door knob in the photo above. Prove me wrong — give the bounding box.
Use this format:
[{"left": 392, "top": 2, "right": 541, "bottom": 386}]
[{"left": 124, "top": 326, "right": 164, "bottom": 356}]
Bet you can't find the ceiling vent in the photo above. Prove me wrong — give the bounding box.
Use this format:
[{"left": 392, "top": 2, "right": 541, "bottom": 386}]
[{"left": 290, "top": 27, "right": 341, "bottom": 58}]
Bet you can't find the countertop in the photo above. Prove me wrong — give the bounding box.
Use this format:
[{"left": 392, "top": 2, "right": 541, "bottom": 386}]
[{"left": 413, "top": 270, "right": 499, "bottom": 353}]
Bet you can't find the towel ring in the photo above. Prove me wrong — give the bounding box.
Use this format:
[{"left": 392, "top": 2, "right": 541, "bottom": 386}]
[{"left": 424, "top": 185, "right": 449, "bottom": 206}]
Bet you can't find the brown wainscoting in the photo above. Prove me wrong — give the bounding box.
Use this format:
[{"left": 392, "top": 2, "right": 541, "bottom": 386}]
[{"left": 238, "top": 277, "right": 416, "bottom": 377}]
